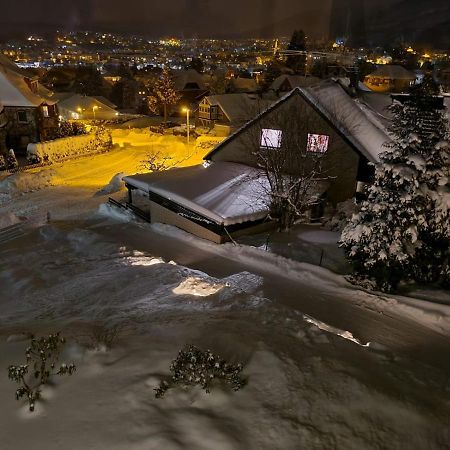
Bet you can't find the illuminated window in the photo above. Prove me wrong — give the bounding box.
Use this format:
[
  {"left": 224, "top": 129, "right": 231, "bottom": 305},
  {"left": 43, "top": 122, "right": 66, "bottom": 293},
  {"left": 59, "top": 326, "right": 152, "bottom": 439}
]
[
  {"left": 261, "top": 128, "right": 282, "bottom": 149},
  {"left": 307, "top": 134, "right": 330, "bottom": 154},
  {"left": 42, "top": 106, "right": 49, "bottom": 117},
  {"left": 17, "top": 110, "right": 28, "bottom": 123}
]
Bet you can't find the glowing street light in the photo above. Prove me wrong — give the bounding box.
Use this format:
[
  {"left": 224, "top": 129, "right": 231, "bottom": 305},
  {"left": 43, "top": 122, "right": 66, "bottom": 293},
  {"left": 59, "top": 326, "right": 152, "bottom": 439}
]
[
  {"left": 92, "top": 105, "right": 99, "bottom": 120},
  {"left": 182, "top": 107, "right": 190, "bottom": 144}
]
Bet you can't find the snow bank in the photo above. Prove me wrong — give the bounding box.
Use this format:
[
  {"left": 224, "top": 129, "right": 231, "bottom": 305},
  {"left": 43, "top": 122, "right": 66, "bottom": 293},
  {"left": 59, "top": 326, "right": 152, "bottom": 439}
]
[
  {"left": 0, "top": 212, "right": 21, "bottom": 229},
  {"left": 95, "top": 173, "right": 125, "bottom": 196},
  {"left": 27, "top": 129, "right": 112, "bottom": 164},
  {"left": 151, "top": 223, "right": 450, "bottom": 336},
  {"left": 0, "top": 169, "right": 56, "bottom": 197}
]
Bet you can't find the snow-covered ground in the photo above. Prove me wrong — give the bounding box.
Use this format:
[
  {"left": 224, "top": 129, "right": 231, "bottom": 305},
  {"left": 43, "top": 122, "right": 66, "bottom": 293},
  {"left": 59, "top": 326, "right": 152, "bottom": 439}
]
[{"left": 1, "top": 133, "right": 450, "bottom": 449}]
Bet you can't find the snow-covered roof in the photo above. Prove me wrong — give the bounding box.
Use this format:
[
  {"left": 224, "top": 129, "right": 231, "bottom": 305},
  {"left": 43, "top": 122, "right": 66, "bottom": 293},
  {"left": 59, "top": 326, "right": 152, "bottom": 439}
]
[
  {"left": 0, "top": 66, "right": 53, "bottom": 107},
  {"left": 57, "top": 93, "right": 118, "bottom": 118},
  {"left": 230, "top": 77, "right": 259, "bottom": 93},
  {"left": 172, "top": 69, "right": 206, "bottom": 91},
  {"left": 0, "top": 54, "right": 34, "bottom": 79},
  {"left": 367, "top": 65, "right": 416, "bottom": 81},
  {"left": 303, "top": 82, "right": 392, "bottom": 162},
  {"left": 206, "top": 93, "right": 273, "bottom": 124},
  {"left": 270, "top": 74, "right": 321, "bottom": 91},
  {"left": 123, "top": 162, "right": 270, "bottom": 226},
  {"left": 206, "top": 82, "right": 392, "bottom": 163}
]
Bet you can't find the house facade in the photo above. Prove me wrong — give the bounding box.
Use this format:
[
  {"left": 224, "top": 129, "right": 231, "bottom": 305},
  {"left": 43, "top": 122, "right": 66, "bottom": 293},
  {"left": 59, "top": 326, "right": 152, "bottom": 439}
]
[
  {"left": 0, "top": 59, "right": 58, "bottom": 153},
  {"left": 197, "top": 93, "right": 272, "bottom": 135},
  {"left": 364, "top": 65, "right": 416, "bottom": 93},
  {"left": 122, "top": 82, "right": 391, "bottom": 243}
]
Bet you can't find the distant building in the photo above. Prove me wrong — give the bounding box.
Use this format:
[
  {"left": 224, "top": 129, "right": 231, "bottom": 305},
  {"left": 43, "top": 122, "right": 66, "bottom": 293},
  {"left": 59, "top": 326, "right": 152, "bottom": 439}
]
[
  {"left": 269, "top": 75, "right": 322, "bottom": 96},
  {"left": 55, "top": 93, "right": 118, "bottom": 120},
  {"left": 197, "top": 93, "right": 272, "bottom": 135},
  {"left": 364, "top": 65, "right": 416, "bottom": 93},
  {"left": 0, "top": 56, "right": 58, "bottom": 153},
  {"left": 228, "top": 77, "right": 259, "bottom": 94},
  {"left": 172, "top": 69, "right": 209, "bottom": 111}
]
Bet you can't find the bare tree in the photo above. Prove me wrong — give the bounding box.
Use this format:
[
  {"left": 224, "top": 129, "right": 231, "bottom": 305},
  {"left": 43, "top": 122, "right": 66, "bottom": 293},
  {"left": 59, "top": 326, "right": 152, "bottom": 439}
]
[
  {"left": 242, "top": 99, "right": 335, "bottom": 231},
  {"left": 140, "top": 145, "right": 187, "bottom": 173}
]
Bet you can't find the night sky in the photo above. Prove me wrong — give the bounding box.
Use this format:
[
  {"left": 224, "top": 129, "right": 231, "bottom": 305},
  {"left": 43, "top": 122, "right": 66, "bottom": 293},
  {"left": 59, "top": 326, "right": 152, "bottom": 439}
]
[{"left": 1, "top": 0, "right": 449, "bottom": 46}]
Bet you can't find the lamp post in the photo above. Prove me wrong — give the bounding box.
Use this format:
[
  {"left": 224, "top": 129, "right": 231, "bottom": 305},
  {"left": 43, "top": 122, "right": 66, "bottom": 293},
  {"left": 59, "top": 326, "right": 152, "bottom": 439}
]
[
  {"left": 182, "top": 107, "right": 190, "bottom": 144},
  {"left": 77, "top": 107, "right": 82, "bottom": 120},
  {"left": 92, "top": 105, "right": 99, "bottom": 121}
]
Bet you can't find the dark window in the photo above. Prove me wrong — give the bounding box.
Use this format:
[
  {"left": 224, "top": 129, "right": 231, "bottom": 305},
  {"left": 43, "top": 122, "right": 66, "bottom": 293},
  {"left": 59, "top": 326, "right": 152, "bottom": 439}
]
[{"left": 17, "top": 110, "right": 28, "bottom": 123}]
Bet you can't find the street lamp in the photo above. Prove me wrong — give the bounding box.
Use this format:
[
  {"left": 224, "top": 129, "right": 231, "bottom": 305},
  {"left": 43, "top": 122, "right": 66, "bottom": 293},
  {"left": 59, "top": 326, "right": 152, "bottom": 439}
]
[
  {"left": 92, "top": 105, "right": 99, "bottom": 121},
  {"left": 182, "top": 107, "right": 190, "bottom": 144}
]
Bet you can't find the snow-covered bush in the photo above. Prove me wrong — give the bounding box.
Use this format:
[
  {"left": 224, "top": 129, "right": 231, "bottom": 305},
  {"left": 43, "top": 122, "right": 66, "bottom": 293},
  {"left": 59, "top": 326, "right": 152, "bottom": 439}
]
[
  {"left": 155, "top": 345, "right": 246, "bottom": 398},
  {"left": 341, "top": 79, "right": 450, "bottom": 292},
  {"left": 47, "top": 120, "right": 87, "bottom": 140},
  {"left": 8, "top": 333, "right": 76, "bottom": 412},
  {"left": 6, "top": 149, "right": 18, "bottom": 170},
  {"left": 27, "top": 127, "right": 112, "bottom": 164}
]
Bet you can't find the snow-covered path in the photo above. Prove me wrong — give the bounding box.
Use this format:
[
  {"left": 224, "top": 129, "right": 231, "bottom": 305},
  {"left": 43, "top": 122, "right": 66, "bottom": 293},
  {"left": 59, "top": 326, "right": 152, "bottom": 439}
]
[{"left": 0, "top": 215, "right": 449, "bottom": 449}]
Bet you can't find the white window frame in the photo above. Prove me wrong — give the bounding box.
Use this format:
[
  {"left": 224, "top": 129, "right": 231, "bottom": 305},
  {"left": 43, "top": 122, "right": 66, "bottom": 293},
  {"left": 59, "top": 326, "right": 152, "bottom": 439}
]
[
  {"left": 306, "top": 133, "right": 330, "bottom": 154},
  {"left": 261, "top": 128, "right": 282, "bottom": 149}
]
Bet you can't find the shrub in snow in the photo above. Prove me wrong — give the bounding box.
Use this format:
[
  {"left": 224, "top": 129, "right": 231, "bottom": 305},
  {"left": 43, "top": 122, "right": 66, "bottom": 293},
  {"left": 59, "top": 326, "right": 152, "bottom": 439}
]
[
  {"left": 0, "top": 154, "right": 6, "bottom": 170},
  {"left": 27, "top": 127, "right": 112, "bottom": 164},
  {"left": 6, "top": 149, "right": 18, "bottom": 170},
  {"left": 49, "top": 120, "right": 87, "bottom": 140},
  {"left": 155, "top": 345, "right": 246, "bottom": 398},
  {"left": 341, "top": 78, "right": 449, "bottom": 292},
  {"left": 7, "top": 333, "right": 76, "bottom": 412},
  {"left": 140, "top": 150, "right": 178, "bottom": 173}
]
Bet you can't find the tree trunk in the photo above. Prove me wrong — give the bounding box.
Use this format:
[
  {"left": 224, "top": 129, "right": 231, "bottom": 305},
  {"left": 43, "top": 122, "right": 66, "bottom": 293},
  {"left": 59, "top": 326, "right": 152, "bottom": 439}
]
[{"left": 163, "top": 104, "right": 168, "bottom": 127}]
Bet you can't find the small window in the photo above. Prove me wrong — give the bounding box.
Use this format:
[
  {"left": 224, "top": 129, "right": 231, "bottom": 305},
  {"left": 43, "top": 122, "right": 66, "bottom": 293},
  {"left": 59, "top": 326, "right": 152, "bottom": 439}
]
[
  {"left": 307, "top": 134, "right": 330, "bottom": 154},
  {"left": 261, "top": 128, "right": 282, "bottom": 149},
  {"left": 17, "top": 110, "right": 28, "bottom": 123},
  {"left": 42, "top": 106, "right": 49, "bottom": 117}
]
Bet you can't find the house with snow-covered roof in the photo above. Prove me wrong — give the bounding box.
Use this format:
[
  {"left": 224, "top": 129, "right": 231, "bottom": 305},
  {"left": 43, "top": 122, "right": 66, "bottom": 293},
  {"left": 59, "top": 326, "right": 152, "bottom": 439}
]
[
  {"left": 364, "top": 65, "right": 416, "bottom": 93},
  {"left": 197, "top": 93, "right": 273, "bottom": 135},
  {"left": 123, "top": 81, "right": 391, "bottom": 243},
  {"left": 0, "top": 56, "right": 59, "bottom": 153}
]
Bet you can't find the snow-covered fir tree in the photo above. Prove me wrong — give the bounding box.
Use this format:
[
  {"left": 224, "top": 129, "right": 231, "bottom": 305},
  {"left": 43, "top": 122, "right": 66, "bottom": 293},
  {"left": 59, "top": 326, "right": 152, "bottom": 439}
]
[{"left": 341, "top": 77, "right": 449, "bottom": 292}]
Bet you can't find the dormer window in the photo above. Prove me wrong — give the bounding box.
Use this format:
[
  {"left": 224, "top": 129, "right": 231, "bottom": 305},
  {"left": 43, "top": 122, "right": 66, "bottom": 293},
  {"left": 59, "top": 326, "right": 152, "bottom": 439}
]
[
  {"left": 261, "top": 128, "right": 282, "bottom": 149},
  {"left": 306, "top": 134, "right": 329, "bottom": 154}
]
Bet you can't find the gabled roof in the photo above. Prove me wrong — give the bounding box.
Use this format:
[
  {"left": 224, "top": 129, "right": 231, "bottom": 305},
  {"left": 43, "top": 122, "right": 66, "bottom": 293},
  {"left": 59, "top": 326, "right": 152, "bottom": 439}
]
[
  {"left": 0, "top": 66, "right": 55, "bottom": 107},
  {"left": 367, "top": 65, "right": 416, "bottom": 81},
  {"left": 206, "top": 81, "right": 392, "bottom": 163},
  {"left": 205, "top": 93, "right": 273, "bottom": 124},
  {"left": 0, "top": 54, "right": 36, "bottom": 79},
  {"left": 172, "top": 69, "right": 206, "bottom": 91},
  {"left": 57, "top": 93, "right": 117, "bottom": 116},
  {"left": 230, "top": 77, "right": 259, "bottom": 93},
  {"left": 270, "top": 74, "right": 321, "bottom": 91},
  {"left": 92, "top": 96, "right": 117, "bottom": 110}
]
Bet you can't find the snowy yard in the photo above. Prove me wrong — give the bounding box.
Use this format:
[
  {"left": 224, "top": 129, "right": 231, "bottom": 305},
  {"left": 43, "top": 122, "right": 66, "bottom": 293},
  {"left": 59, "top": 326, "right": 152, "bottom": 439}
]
[{"left": 0, "top": 133, "right": 450, "bottom": 449}]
